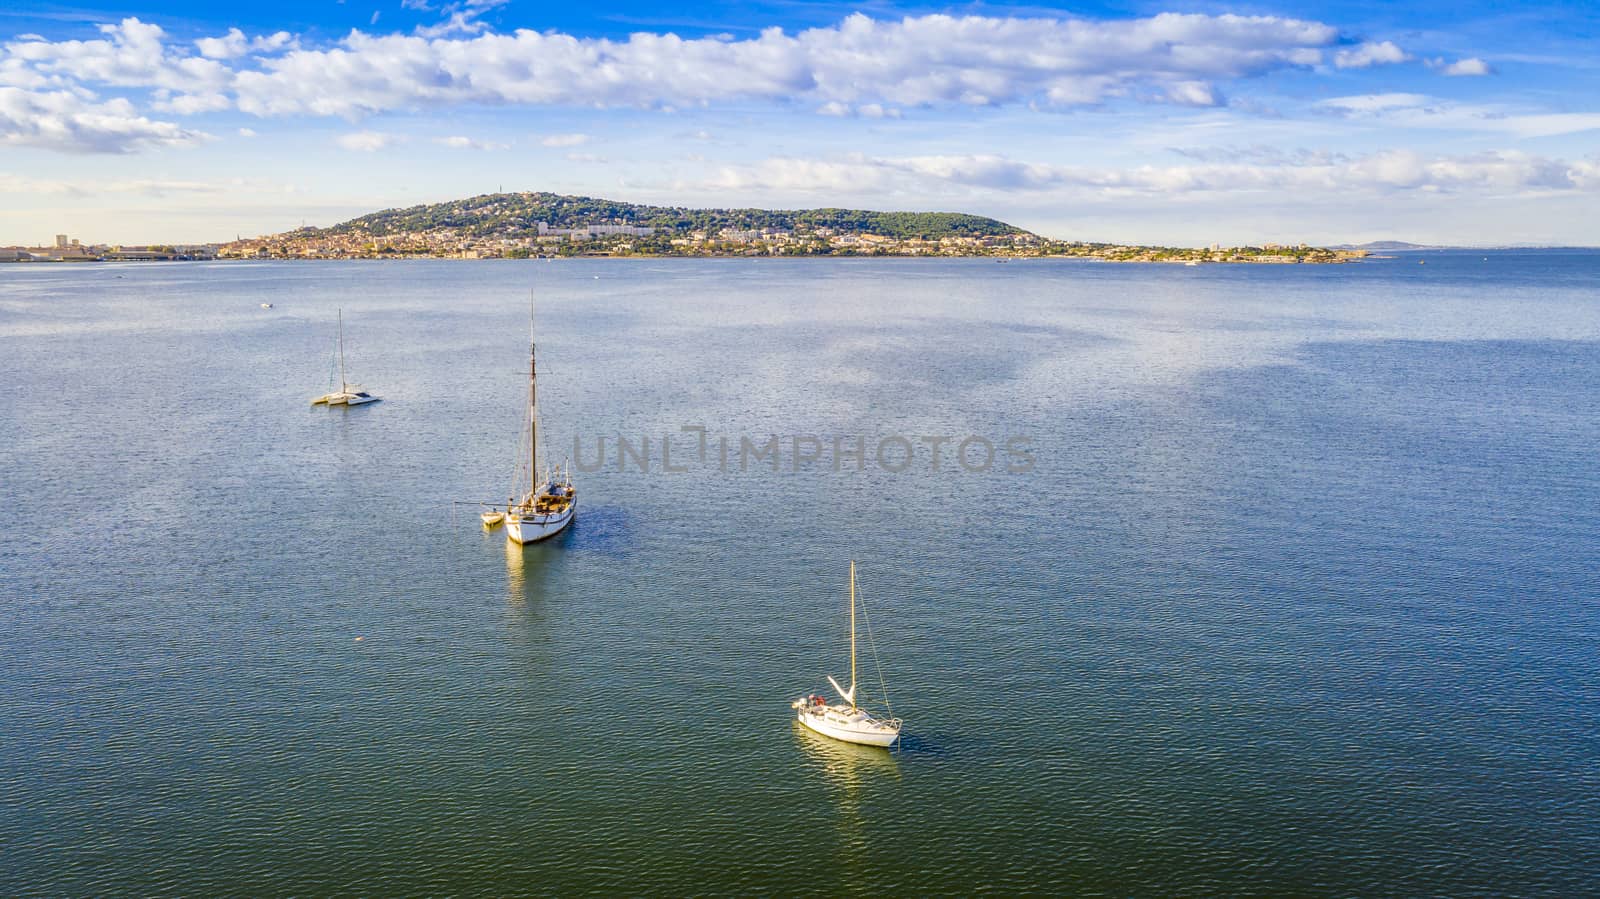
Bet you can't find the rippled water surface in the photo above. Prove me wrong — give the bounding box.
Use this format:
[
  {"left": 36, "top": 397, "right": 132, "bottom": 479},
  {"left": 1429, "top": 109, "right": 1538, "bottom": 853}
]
[{"left": 3, "top": 255, "right": 1598, "bottom": 895}]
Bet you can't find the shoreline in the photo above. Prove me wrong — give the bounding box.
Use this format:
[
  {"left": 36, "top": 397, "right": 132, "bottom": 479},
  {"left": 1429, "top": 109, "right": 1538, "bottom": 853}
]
[{"left": 2, "top": 253, "right": 1365, "bottom": 266}]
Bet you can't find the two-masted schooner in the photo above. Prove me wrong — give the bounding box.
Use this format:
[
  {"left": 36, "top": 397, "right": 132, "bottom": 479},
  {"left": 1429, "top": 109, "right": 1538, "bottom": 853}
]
[
  {"left": 502, "top": 300, "right": 576, "bottom": 544},
  {"left": 793, "top": 562, "right": 903, "bottom": 748},
  {"left": 310, "top": 308, "right": 379, "bottom": 406}
]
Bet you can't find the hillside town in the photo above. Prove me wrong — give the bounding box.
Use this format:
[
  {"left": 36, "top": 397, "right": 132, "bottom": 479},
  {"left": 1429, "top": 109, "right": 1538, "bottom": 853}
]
[
  {"left": 6, "top": 227, "right": 1367, "bottom": 266},
  {"left": 203, "top": 226, "right": 1363, "bottom": 264}
]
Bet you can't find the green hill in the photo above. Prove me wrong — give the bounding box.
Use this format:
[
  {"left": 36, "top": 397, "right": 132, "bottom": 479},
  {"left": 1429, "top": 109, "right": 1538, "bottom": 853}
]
[{"left": 316, "top": 192, "right": 1031, "bottom": 240}]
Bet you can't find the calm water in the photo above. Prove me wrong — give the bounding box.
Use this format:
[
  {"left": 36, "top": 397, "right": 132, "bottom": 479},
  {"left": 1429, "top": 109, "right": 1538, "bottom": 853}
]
[{"left": 2, "top": 254, "right": 1598, "bottom": 895}]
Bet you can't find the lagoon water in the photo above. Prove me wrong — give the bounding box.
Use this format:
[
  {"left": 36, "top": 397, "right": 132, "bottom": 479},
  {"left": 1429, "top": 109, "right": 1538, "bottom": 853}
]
[{"left": 2, "top": 254, "right": 1598, "bottom": 895}]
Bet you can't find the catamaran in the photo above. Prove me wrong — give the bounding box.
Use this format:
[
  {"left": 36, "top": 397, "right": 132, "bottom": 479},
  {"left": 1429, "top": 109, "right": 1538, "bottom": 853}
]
[
  {"left": 311, "top": 308, "right": 379, "bottom": 406},
  {"left": 503, "top": 298, "right": 575, "bottom": 544},
  {"left": 793, "top": 562, "right": 903, "bottom": 748}
]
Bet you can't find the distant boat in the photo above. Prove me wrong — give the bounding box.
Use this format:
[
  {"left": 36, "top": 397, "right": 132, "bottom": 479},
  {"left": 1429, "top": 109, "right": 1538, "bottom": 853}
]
[
  {"left": 792, "top": 562, "right": 903, "bottom": 748},
  {"left": 1184, "top": 260, "right": 1200, "bottom": 266},
  {"left": 503, "top": 294, "right": 576, "bottom": 545},
  {"left": 261, "top": 303, "right": 274, "bottom": 309},
  {"left": 311, "top": 308, "right": 380, "bottom": 406}
]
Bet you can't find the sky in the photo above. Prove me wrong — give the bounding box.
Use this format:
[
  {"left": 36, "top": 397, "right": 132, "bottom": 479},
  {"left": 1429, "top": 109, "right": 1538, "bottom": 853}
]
[{"left": 1, "top": 0, "right": 1597, "bottom": 246}]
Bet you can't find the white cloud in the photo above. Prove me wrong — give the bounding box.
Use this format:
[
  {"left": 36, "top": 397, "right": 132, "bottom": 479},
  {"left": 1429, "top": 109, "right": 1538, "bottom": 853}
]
[
  {"left": 1319, "top": 93, "right": 1600, "bottom": 138},
  {"left": 540, "top": 133, "right": 590, "bottom": 147},
  {"left": 1333, "top": 41, "right": 1411, "bottom": 69},
  {"left": 156, "top": 92, "right": 232, "bottom": 114},
  {"left": 0, "top": 86, "right": 209, "bottom": 153},
  {"left": 1439, "top": 57, "right": 1493, "bottom": 76},
  {"left": 8, "top": 18, "right": 230, "bottom": 93},
  {"left": 818, "top": 102, "right": 904, "bottom": 118},
  {"left": 700, "top": 150, "right": 1600, "bottom": 198},
  {"left": 436, "top": 134, "right": 508, "bottom": 149},
  {"left": 335, "top": 129, "right": 400, "bottom": 151},
  {"left": 238, "top": 127, "right": 257, "bottom": 137},
  {"left": 194, "top": 28, "right": 248, "bottom": 60},
  {"left": 194, "top": 28, "right": 295, "bottom": 60},
  {"left": 1319, "top": 92, "right": 1432, "bottom": 113},
  {"left": 1164, "top": 81, "right": 1222, "bottom": 107},
  {"left": 215, "top": 12, "right": 1351, "bottom": 117}
]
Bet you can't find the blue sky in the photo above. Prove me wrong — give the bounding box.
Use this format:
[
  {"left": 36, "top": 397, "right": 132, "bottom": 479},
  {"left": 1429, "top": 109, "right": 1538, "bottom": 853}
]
[{"left": 2, "top": 0, "right": 1597, "bottom": 245}]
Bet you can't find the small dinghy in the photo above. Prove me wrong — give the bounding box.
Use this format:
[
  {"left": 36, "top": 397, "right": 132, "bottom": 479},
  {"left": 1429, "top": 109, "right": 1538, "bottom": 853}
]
[{"left": 481, "top": 510, "right": 505, "bottom": 528}]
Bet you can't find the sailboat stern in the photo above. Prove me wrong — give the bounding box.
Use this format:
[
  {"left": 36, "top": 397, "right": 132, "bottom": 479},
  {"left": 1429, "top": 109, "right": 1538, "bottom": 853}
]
[{"left": 505, "top": 497, "right": 577, "bottom": 544}]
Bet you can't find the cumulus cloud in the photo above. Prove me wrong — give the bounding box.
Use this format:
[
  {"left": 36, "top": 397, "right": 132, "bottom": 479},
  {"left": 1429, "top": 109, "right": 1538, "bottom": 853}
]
[
  {"left": 0, "top": 86, "right": 209, "bottom": 153},
  {"left": 0, "top": 12, "right": 1358, "bottom": 124},
  {"left": 1437, "top": 57, "right": 1493, "bottom": 76},
  {"left": 701, "top": 150, "right": 1600, "bottom": 197},
  {"left": 194, "top": 28, "right": 295, "bottom": 59},
  {"left": 1333, "top": 41, "right": 1411, "bottom": 69},
  {"left": 8, "top": 19, "right": 231, "bottom": 93},
  {"left": 224, "top": 13, "right": 1354, "bottom": 116},
  {"left": 335, "top": 129, "right": 400, "bottom": 151},
  {"left": 0, "top": 13, "right": 1418, "bottom": 152}
]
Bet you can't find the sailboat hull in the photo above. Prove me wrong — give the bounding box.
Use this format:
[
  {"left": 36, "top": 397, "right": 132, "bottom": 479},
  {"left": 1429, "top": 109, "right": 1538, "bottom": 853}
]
[
  {"left": 505, "top": 501, "right": 576, "bottom": 544},
  {"left": 796, "top": 705, "right": 901, "bottom": 748}
]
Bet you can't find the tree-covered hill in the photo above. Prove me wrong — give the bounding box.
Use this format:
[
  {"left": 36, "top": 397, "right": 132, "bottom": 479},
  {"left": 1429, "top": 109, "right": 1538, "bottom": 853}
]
[{"left": 315, "top": 192, "right": 1031, "bottom": 240}]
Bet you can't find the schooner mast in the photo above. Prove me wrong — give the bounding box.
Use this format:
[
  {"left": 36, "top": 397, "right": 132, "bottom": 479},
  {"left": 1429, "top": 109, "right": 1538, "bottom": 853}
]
[{"left": 501, "top": 290, "right": 576, "bottom": 545}]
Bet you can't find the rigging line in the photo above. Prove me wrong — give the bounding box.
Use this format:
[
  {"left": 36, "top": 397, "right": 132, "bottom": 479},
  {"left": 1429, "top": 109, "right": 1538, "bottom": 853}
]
[{"left": 856, "top": 576, "right": 893, "bottom": 719}]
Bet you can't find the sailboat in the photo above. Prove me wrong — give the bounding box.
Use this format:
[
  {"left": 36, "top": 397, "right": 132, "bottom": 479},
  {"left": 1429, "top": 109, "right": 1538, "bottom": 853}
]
[
  {"left": 503, "top": 296, "right": 576, "bottom": 544},
  {"left": 792, "top": 562, "right": 903, "bottom": 748},
  {"left": 311, "top": 308, "right": 379, "bottom": 406}
]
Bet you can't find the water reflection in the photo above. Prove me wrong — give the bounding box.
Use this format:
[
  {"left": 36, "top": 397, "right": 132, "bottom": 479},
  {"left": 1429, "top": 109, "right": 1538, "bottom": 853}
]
[
  {"left": 503, "top": 538, "right": 566, "bottom": 605},
  {"left": 794, "top": 722, "right": 900, "bottom": 874},
  {"left": 504, "top": 537, "right": 529, "bottom": 607}
]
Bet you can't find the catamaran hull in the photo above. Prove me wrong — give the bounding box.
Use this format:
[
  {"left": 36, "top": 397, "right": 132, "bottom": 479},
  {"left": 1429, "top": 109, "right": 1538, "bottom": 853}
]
[
  {"left": 796, "top": 710, "right": 900, "bottom": 747},
  {"left": 506, "top": 503, "right": 576, "bottom": 544}
]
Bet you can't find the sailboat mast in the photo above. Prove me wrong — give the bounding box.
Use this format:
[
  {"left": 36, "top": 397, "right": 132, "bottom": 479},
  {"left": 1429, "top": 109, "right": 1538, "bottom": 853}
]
[
  {"left": 528, "top": 293, "right": 538, "bottom": 485},
  {"left": 337, "top": 308, "right": 348, "bottom": 392},
  {"left": 849, "top": 560, "right": 857, "bottom": 709}
]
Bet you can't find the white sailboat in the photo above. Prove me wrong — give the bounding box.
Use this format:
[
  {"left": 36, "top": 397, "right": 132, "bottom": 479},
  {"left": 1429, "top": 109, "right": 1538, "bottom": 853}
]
[
  {"left": 311, "top": 308, "right": 379, "bottom": 406},
  {"left": 793, "top": 562, "right": 903, "bottom": 748},
  {"left": 503, "top": 297, "right": 576, "bottom": 545}
]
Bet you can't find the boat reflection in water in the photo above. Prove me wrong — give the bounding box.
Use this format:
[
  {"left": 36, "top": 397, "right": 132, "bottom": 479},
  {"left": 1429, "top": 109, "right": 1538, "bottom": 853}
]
[
  {"left": 502, "top": 534, "right": 567, "bottom": 609},
  {"left": 793, "top": 720, "right": 900, "bottom": 866},
  {"left": 794, "top": 721, "right": 901, "bottom": 782},
  {"left": 505, "top": 538, "right": 529, "bottom": 607}
]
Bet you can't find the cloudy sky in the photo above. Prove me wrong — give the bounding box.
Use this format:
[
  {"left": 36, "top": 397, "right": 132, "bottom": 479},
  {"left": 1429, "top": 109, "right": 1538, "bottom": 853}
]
[{"left": 2, "top": 0, "right": 1597, "bottom": 245}]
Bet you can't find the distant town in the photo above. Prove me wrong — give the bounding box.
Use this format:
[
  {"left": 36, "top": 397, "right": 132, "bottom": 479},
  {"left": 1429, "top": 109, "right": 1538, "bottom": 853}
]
[
  {"left": 5, "top": 192, "right": 1370, "bottom": 265},
  {"left": 3, "top": 229, "right": 1368, "bottom": 265},
  {"left": 2, "top": 234, "right": 220, "bottom": 263}
]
